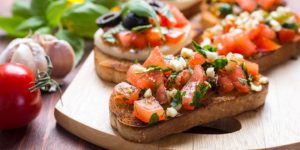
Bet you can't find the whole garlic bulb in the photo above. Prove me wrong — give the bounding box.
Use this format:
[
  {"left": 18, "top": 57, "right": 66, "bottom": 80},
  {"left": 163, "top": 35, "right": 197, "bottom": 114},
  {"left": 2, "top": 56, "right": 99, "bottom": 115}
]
[
  {"left": 33, "top": 34, "right": 75, "bottom": 80},
  {"left": 0, "top": 38, "right": 48, "bottom": 75}
]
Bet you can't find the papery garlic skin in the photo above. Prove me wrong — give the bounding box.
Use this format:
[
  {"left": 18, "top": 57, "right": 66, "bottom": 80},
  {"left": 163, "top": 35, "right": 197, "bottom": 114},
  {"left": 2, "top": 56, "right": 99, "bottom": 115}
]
[
  {"left": 0, "top": 38, "right": 48, "bottom": 75},
  {"left": 33, "top": 34, "right": 75, "bottom": 80}
]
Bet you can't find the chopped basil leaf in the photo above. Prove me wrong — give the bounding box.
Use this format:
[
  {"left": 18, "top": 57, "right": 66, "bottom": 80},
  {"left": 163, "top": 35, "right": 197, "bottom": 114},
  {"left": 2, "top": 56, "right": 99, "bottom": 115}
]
[
  {"left": 131, "top": 24, "right": 153, "bottom": 33},
  {"left": 160, "top": 5, "right": 176, "bottom": 23},
  {"left": 247, "top": 74, "right": 253, "bottom": 86},
  {"left": 238, "top": 78, "right": 247, "bottom": 86},
  {"left": 203, "top": 44, "right": 217, "bottom": 52},
  {"left": 188, "top": 67, "right": 194, "bottom": 75},
  {"left": 145, "top": 66, "right": 172, "bottom": 73},
  {"left": 191, "top": 83, "right": 209, "bottom": 107},
  {"left": 102, "top": 24, "right": 125, "bottom": 44},
  {"left": 148, "top": 113, "right": 159, "bottom": 125},
  {"left": 171, "top": 91, "right": 186, "bottom": 107},
  {"left": 282, "top": 22, "right": 298, "bottom": 30},
  {"left": 167, "top": 72, "right": 178, "bottom": 87},
  {"left": 192, "top": 41, "right": 207, "bottom": 56},
  {"left": 214, "top": 58, "right": 228, "bottom": 69},
  {"left": 134, "top": 59, "right": 139, "bottom": 64},
  {"left": 241, "top": 62, "right": 253, "bottom": 86}
]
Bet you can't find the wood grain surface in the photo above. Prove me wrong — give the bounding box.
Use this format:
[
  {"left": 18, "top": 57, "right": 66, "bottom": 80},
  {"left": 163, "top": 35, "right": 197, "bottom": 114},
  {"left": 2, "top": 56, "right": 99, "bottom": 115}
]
[{"left": 0, "top": 1, "right": 103, "bottom": 150}]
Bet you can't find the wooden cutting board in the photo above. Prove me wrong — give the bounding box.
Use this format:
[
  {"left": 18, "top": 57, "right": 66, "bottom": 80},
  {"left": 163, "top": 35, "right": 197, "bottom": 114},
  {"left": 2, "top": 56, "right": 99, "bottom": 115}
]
[{"left": 55, "top": 51, "right": 300, "bottom": 149}]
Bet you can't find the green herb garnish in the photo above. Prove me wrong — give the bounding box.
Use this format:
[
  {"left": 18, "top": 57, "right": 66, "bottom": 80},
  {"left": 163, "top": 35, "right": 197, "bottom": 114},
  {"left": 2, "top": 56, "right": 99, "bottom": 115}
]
[
  {"left": 238, "top": 78, "right": 247, "bottom": 86},
  {"left": 203, "top": 44, "right": 217, "bottom": 52},
  {"left": 192, "top": 41, "right": 218, "bottom": 56},
  {"left": 241, "top": 62, "right": 253, "bottom": 86},
  {"left": 191, "top": 83, "right": 209, "bottom": 107},
  {"left": 282, "top": 22, "right": 298, "bottom": 30},
  {"left": 145, "top": 66, "right": 172, "bottom": 73},
  {"left": 131, "top": 24, "right": 153, "bottom": 33},
  {"left": 219, "top": 3, "right": 233, "bottom": 17},
  {"left": 214, "top": 58, "right": 228, "bottom": 69},
  {"left": 148, "top": 113, "right": 159, "bottom": 125},
  {"left": 171, "top": 91, "right": 186, "bottom": 108}
]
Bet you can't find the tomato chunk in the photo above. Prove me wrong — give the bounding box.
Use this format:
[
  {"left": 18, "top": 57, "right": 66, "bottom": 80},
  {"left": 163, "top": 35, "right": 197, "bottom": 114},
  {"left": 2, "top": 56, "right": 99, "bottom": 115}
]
[
  {"left": 131, "top": 33, "right": 147, "bottom": 49},
  {"left": 244, "top": 60, "right": 259, "bottom": 77},
  {"left": 145, "top": 28, "right": 163, "bottom": 47},
  {"left": 143, "top": 47, "right": 168, "bottom": 68},
  {"left": 169, "top": 4, "right": 188, "bottom": 27},
  {"left": 112, "top": 82, "right": 140, "bottom": 104},
  {"left": 190, "top": 65, "right": 206, "bottom": 83},
  {"left": 234, "top": 33, "right": 257, "bottom": 57},
  {"left": 182, "top": 81, "right": 198, "bottom": 110},
  {"left": 166, "top": 29, "right": 184, "bottom": 45},
  {"left": 257, "top": 0, "right": 277, "bottom": 10},
  {"left": 229, "top": 67, "right": 250, "bottom": 93},
  {"left": 127, "top": 64, "right": 152, "bottom": 89},
  {"left": 175, "top": 69, "right": 191, "bottom": 89},
  {"left": 217, "top": 71, "right": 234, "bottom": 93},
  {"left": 116, "top": 31, "right": 133, "bottom": 48},
  {"left": 159, "top": 13, "right": 176, "bottom": 28},
  {"left": 189, "top": 53, "right": 206, "bottom": 69},
  {"left": 279, "top": 29, "right": 296, "bottom": 43},
  {"left": 254, "top": 37, "right": 281, "bottom": 52},
  {"left": 133, "top": 97, "right": 166, "bottom": 123},
  {"left": 236, "top": 0, "right": 257, "bottom": 12}
]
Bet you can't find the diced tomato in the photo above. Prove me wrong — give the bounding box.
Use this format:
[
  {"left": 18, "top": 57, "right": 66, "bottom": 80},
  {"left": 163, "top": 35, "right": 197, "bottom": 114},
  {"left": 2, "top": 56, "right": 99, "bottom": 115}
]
[
  {"left": 228, "top": 67, "right": 250, "bottom": 93},
  {"left": 155, "top": 84, "right": 168, "bottom": 104},
  {"left": 278, "top": 29, "right": 296, "bottom": 43},
  {"left": 116, "top": 31, "right": 133, "bottom": 48},
  {"left": 223, "top": 24, "right": 233, "bottom": 33},
  {"left": 217, "top": 71, "right": 234, "bottom": 93},
  {"left": 169, "top": 4, "right": 188, "bottom": 27},
  {"left": 182, "top": 81, "right": 198, "bottom": 110},
  {"left": 165, "top": 29, "right": 184, "bottom": 45},
  {"left": 248, "top": 25, "right": 263, "bottom": 40},
  {"left": 190, "top": 65, "right": 206, "bottom": 83},
  {"left": 248, "top": 24, "right": 276, "bottom": 40},
  {"left": 214, "top": 35, "right": 235, "bottom": 55},
  {"left": 159, "top": 14, "right": 176, "bottom": 28},
  {"left": 244, "top": 60, "right": 259, "bottom": 77},
  {"left": 131, "top": 33, "right": 147, "bottom": 49},
  {"left": 254, "top": 37, "right": 281, "bottom": 52},
  {"left": 233, "top": 33, "right": 257, "bottom": 57},
  {"left": 189, "top": 53, "right": 206, "bottom": 69},
  {"left": 112, "top": 82, "right": 140, "bottom": 104},
  {"left": 133, "top": 97, "right": 166, "bottom": 123},
  {"left": 175, "top": 69, "right": 191, "bottom": 89},
  {"left": 257, "top": 0, "right": 277, "bottom": 10},
  {"left": 127, "top": 64, "right": 164, "bottom": 87},
  {"left": 143, "top": 47, "right": 168, "bottom": 68},
  {"left": 145, "top": 28, "right": 163, "bottom": 47},
  {"left": 236, "top": 0, "right": 257, "bottom": 12}
]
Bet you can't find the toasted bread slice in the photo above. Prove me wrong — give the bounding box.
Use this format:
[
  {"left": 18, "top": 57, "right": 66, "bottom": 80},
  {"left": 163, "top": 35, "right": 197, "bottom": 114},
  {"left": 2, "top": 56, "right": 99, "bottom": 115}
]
[
  {"left": 94, "top": 48, "right": 132, "bottom": 83},
  {"left": 109, "top": 84, "right": 268, "bottom": 143}
]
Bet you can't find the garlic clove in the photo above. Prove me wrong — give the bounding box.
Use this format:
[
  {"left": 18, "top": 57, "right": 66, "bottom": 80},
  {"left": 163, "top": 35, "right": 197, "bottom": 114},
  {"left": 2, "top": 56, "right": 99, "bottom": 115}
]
[{"left": 11, "top": 44, "right": 37, "bottom": 73}]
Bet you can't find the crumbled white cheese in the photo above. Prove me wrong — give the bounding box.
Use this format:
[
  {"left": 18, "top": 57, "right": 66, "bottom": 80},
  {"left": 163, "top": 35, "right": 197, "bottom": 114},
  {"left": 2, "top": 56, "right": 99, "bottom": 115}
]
[
  {"left": 200, "top": 38, "right": 212, "bottom": 46},
  {"left": 226, "top": 52, "right": 244, "bottom": 61},
  {"left": 250, "top": 83, "right": 263, "bottom": 92},
  {"left": 259, "top": 76, "right": 269, "bottom": 84},
  {"left": 178, "top": 57, "right": 187, "bottom": 68},
  {"left": 225, "top": 14, "right": 236, "bottom": 22},
  {"left": 244, "top": 18, "right": 259, "bottom": 30},
  {"left": 270, "top": 19, "right": 282, "bottom": 31},
  {"left": 181, "top": 48, "right": 194, "bottom": 58},
  {"left": 166, "top": 89, "right": 178, "bottom": 101},
  {"left": 206, "top": 51, "right": 218, "bottom": 62},
  {"left": 206, "top": 67, "right": 215, "bottom": 78},
  {"left": 144, "top": 89, "right": 152, "bottom": 98},
  {"left": 277, "top": 6, "right": 291, "bottom": 14},
  {"left": 166, "top": 107, "right": 178, "bottom": 117},
  {"left": 251, "top": 10, "right": 265, "bottom": 22},
  {"left": 210, "top": 25, "right": 223, "bottom": 35},
  {"left": 285, "top": 16, "right": 296, "bottom": 24},
  {"left": 134, "top": 66, "right": 147, "bottom": 73},
  {"left": 233, "top": 6, "right": 242, "bottom": 14},
  {"left": 170, "top": 59, "right": 185, "bottom": 72}
]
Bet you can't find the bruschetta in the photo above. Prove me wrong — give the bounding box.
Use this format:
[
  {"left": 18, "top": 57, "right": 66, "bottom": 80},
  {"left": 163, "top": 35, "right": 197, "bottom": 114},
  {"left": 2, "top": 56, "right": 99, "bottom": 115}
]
[
  {"left": 199, "top": 6, "right": 300, "bottom": 71},
  {"left": 94, "top": 0, "right": 192, "bottom": 83},
  {"left": 109, "top": 43, "right": 269, "bottom": 143},
  {"left": 200, "top": 0, "right": 285, "bottom": 28}
]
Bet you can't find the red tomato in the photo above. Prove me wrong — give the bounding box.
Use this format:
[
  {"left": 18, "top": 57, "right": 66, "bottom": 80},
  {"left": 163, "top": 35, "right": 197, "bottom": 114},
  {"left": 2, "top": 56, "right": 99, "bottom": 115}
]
[
  {"left": 229, "top": 67, "right": 250, "bottom": 93},
  {"left": 217, "top": 71, "right": 234, "bottom": 93},
  {"left": 248, "top": 24, "right": 276, "bottom": 40},
  {"left": 165, "top": 29, "right": 184, "bottom": 45},
  {"left": 257, "top": 0, "right": 277, "bottom": 10},
  {"left": 159, "top": 14, "right": 176, "bottom": 28},
  {"left": 127, "top": 64, "right": 152, "bottom": 89},
  {"left": 254, "top": 37, "right": 281, "bottom": 52},
  {"left": 175, "top": 69, "right": 191, "bottom": 89},
  {"left": 133, "top": 97, "right": 166, "bottom": 123},
  {"left": 279, "top": 29, "right": 296, "bottom": 43},
  {"left": 245, "top": 60, "right": 259, "bottom": 77},
  {"left": 169, "top": 4, "right": 188, "bottom": 27},
  {"left": 131, "top": 33, "right": 147, "bottom": 49},
  {"left": 112, "top": 82, "right": 141, "bottom": 104},
  {"left": 143, "top": 47, "right": 168, "bottom": 68},
  {"left": 234, "top": 33, "right": 257, "bottom": 57},
  {"left": 116, "top": 31, "right": 133, "bottom": 48},
  {"left": 214, "top": 35, "right": 235, "bottom": 55},
  {"left": 190, "top": 65, "right": 206, "bottom": 83},
  {"left": 155, "top": 84, "right": 168, "bottom": 104},
  {"left": 182, "top": 81, "right": 198, "bottom": 110},
  {"left": 236, "top": 0, "right": 257, "bottom": 12},
  {"left": 0, "top": 64, "right": 42, "bottom": 130},
  {"left": 145, "top": 28, "right": 163, "bottom": 47},
  {"left": 189, "top": 53, "right": 206, "bottom": 69}
]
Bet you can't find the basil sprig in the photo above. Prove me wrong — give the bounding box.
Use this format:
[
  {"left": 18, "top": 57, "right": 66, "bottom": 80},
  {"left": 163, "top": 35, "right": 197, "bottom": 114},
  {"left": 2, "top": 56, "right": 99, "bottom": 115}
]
[
  {"left": 148, "top": 113, "right": 159, "bottom": 125},
  {"left": 192, "top": 41, "right": 217, "bottom": 56},
  {"left": 191, "top": 83, "right": 210, "bottom": 107},
  {"left": 171, "top": 91, "right": 186, "bottom": 108}
]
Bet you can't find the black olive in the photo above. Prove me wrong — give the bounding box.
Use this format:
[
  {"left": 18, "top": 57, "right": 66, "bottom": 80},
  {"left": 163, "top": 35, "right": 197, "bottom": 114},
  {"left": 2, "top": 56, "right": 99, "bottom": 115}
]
[
  {"left": 96, "top": 12, "right": 121, "bottom": 28},
  {"left": 219, "top": 3, "right": 233, "bottom": 18},
  {"left": 122, "top": 12, "right": 149, "bottom": 30},
  {"left": 147, "top": 0, "right": 165, "bottom": 12}
]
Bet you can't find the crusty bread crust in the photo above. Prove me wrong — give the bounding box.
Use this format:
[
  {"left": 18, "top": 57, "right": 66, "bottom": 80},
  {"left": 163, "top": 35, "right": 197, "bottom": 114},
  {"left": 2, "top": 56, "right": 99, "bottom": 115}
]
[
  {"left": 109, "top": 84, "right": 268, "bottom": 143},
  {"left": 94, "top": 48, "right": 132, "bottom": 83}
]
